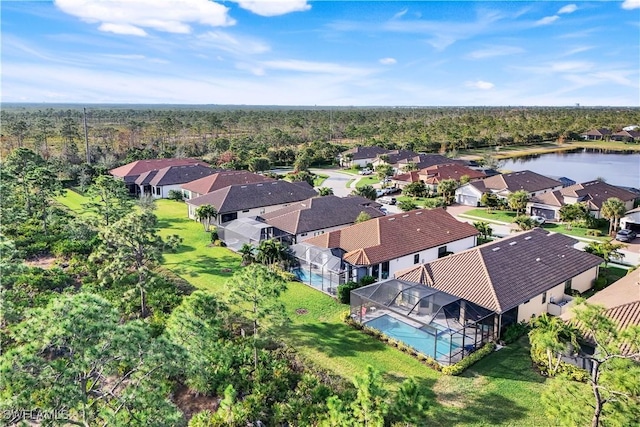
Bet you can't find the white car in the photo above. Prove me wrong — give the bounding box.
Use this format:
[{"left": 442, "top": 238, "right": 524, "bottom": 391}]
[
  {"left": 530, "top": 215, "right": 546, "bottom": 225},
  {"left": 358, "top": 169, "right": 372, "bottom": 175}
]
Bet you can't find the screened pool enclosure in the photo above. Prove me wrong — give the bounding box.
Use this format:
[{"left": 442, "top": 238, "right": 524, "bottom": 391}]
[
  {"left": 290, "top": 242, "right": 345, "bottom": 295},
  {"left": 350, "top": 279, "right": 498, "bottom": 365}
]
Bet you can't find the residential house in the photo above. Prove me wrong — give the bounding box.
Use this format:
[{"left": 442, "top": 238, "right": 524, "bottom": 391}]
[
  {"left": 392, "top": 163, "right": 486, "bottom": 191},
  {"left": 181, "top": 170, "right": 274, "bottom": 199},
  {"left": 109, "top": 158, "right": 208, "bottom": 195},
  {"left": 394, "top": 154, "right": 464, "bottom": 172},
  {"left": 339, "top": 146, "right": 389, "bottom": 168},
  {"left": 350, "top": 229, "right": 602, "bottom": 365},
  {"left": 186, "top": 180, "right": 317, "bottom": 224},
  {"left": 528, "top": 180, "right": 638, "bottom": 220},
  {"left": 135, "top": 164, "right": 217, "bottom": 198},
  {"left": 455, "top": 170, "right": 563, "bottom": 206},
  {"left": 300, "top": 208, "right": 479, "bottom": 284},
  {"left": 611, "top": 130, "right": 640, "bottom": 142},
  {"left": 620, "top": 206, "right": 640, "bottom": 232},
  {"left": 370, "top": 149, "right": 420, "bottom": 170},
  {"left": 395, "top": 228, "right": 603, "bottom": 324},
  {"left": 581, "top": 129, "right": 612, "bottom": 141}
]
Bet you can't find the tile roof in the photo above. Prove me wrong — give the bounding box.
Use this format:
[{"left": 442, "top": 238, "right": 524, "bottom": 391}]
[
  {"left": 186, "top": 180, "right": 317, "bottom": 214},
  {"left": 181, "top": 170, "right": 274, "bottom": 195},
  {"left": 397, "top": 154, "right": 465, "bottom": 169},
  {"left": 395, "top": 228, "right": 603, "bottom": 314},
  {"left": 134, "top": 164, "right": 217, "bottom": 186},
  {"left": 582, "top": 128, "right": 612, "bottom": 136},
  {"left": 304, "top": 208, "right": 479, "bottom": 266},
  {"left": 378, "top": 149, "right": 420, "bottom": 165},
  {"left": 110, "top": 158, "right": 207, "bottom": 182},
  {"left": 481, "top": 170, "right": 562, "bottom": 193},
  {"left": 258, "top": 195, "right": 384, "bottom": 235},
  {"left": 560, "top": 180, "right": 638, "bottom": 209},
  {"left": 529, "top": 190, "right": 565, "bottom": 207},
  {"left": 342, "top": 146, "right": 390, "bottom": 160},
  {"left": 420, "top": 163, "right": 486, "bottom": 184}
]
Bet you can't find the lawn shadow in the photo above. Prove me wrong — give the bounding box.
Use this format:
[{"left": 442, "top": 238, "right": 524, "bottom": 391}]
[{"left": 464, "top": 338, "right": 545, "bottom": 384}]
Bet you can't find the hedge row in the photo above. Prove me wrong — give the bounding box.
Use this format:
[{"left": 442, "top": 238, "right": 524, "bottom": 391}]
[{"left": 441, "top": 342, "right": 497, "bottom": 375}]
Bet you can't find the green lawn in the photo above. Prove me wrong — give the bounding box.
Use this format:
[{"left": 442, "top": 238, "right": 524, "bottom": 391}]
[
  {"left": 313, "top": 173, "right": 329, "bottom": 187},
  {"left": 462, "top": 208, "right": 519, "bottom": 223},
  {"left": 355, "top": 175, "right": 381, "bottom": 188},
  {"left": 56, "top": 189, "right": 95, "bottom": 217},
  {"left": 56, "top": 191, "right": 550, "bottom": 425},
  {"left": 541, "top": 223, "right": 609, "bottom": 241},
  {"left": 345, "top": 178, "right": 355, "bottom": 188}
]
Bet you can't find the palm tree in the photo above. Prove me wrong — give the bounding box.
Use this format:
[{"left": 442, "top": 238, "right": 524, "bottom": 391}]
[
  {"left": 195, "top": 204, "right": 218, "bottom": 232},
  {"left": 600, "top": 197, "right": 627, "bottom": 235},
  {"left": 473, "top": 221, "right": 493, "bottom": 241},
  {"left": 256, "top": 239, "right": 294, "bottom": 268},
  {"left": 437, "top": 179, "right": 458, "bottom": 206},
  {"left": 507, "top": 190, "right": 529, "bottom": 215},
  {"left": 514, "top": 215, "right": 535, "bottom": 231},
  {"left": 238, "top": 243, "right": 256, "bottom": 266},
  {"left": 584, "top": 241, "right": 626, "bottom": 268},
  {"left": 317, "top": 187, "right": 334, "bottom": 196},
  {"left": 528, "top": 313, "right": 578, "bottom": 376}
]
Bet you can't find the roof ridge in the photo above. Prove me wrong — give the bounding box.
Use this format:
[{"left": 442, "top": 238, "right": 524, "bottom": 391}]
[{"left": 476, "top": 247, "right": 502, "bottom": 312}]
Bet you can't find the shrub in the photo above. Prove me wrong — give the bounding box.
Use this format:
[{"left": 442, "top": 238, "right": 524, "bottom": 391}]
[
  {"left": 501, "top": 321, "right": 530, "bottom": 344},
  {"left": 593, "top": 276, "right": 607, "bottom": 291},
  {"left": 167, "top": 190, "right": 184, "bottom": 201},
  {"left": 359, "top": 275, "right": 376, "bottom": 286},
  {"left": 441, "top": 342, "right": 496, "bottom": 375},
  {"left": 585, "top": 229, "right": 602, "bottom": 237},
  {"left": 336, "top": 281, "right": 359, "bottom": 304},
  {"left": 210, "top": 228, "right": 219, "bottom": 243}
]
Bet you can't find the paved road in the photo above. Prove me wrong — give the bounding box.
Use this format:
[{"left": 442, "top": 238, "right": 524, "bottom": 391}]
[{"left": 310, "top": 168, "right": 359, "bottom": 198}]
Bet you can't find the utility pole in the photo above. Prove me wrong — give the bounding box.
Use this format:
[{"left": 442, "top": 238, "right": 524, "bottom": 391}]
[{"left": 83, "top": 107, "right": 91, "bottom": 164}]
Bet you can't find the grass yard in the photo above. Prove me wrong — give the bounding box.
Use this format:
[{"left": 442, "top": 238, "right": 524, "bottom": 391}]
[
  {"left": 355, "top": 175, "right": 381, "bottom": 188},
  {"left": 56, "top": 189, "right": 95, "bottom": 217},
  {"left": 541, "top": 223, "right": 609, "bottom": 241},
  {"left": 313, "top": 173, "right": 329, "bottom": 187},
  {"left": 462, "top": 208, "right": 519, "bottom": 223},
  {"left": 56, "top": 191, "right": 550, "bottom": 425}
]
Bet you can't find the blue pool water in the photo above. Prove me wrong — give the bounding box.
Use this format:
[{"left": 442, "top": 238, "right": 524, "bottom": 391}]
[
  {"left": 366, "top": 314, "right": 459, "bottom": 359},
  {"left": 292, "top": 268, "right": 328, "bottom": 288}
]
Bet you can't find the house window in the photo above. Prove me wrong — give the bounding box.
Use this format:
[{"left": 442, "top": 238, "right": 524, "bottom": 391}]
[
  {"left": 542, "top": 292, "right": 547, "bottom": 304},
  {"left": 242, "top": 209, "right": 250, "bottom": 213},
  {"left": 155, "top": 187, "right": 161, "bottom": 195},
  {"left": 564, "top": 279, "right": 572, "bottom": 294},
  {"left": 381, "top": 261, "right": 390, "bottom": 279},
  {"left": 414, "top": 254, "right": 420, "bottom": 264},
  {"left": 372, "top": 264, "right": 380, "bottom": 279},
  {"left": 300, "top": 233, "right": 308, "bottom": 237},
  {"left": 438, "top": 246, "right": 448, "bottom": 258}
]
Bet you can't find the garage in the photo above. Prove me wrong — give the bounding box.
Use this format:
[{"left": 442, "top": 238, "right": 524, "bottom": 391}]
[
  {"left": 457, "top": 194, "right": 479, "bottom": 206},
  {"left": 531, "top": 207, "right": 556, "bottom": 221},
  {"left": 620, "top": 208, "right": 640, "bottom": 232}
]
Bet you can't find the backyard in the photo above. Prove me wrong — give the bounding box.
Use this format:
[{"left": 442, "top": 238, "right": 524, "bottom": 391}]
[{"left": 56, "top": 191, "right": 552, "bottom": 426}]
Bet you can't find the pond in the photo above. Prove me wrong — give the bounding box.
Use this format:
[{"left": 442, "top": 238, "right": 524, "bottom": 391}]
[{"left": 500, "top": 149, "right": 640, "bottom": 188}]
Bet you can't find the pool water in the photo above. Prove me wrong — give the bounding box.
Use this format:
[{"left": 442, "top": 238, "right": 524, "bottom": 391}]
[
  {"left": 366, "top": 314, "right": 459, "bottom": 360},
  {"left": 292, "top": 268, "right": 338, "bottom": 294}
]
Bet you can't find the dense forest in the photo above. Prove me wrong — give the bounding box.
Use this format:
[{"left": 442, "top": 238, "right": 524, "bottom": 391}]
[{"left": 2, "top": 105, "right": 639, "bottom": 176}]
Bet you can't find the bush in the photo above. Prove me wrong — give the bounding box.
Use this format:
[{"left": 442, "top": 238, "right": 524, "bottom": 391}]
[
  {"left": 210, "top": 229, "right": 219, "bottom": 243},
  {"left": 441, "top": 342, "right": 496, "bottom": 375},
  {"left": 593, "top": 276, "right": 607, "bottom": 291},
  {"left": 501, "top": 321, "right": 530, "bottom": 344},
  {"left": 359, "top": 275, "right": 376, "bottom": 286},
  {"left": 585, "top": 229, "right": 602, "bottom": 237},
  {"left": 167, "top": 189, "right": 184, "bottom": 201},
  {"left": 336, "top": 281, "right": 359, "bottom": 304}
]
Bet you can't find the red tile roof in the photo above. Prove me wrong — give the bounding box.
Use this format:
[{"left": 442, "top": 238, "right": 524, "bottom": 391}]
[
  {"left": 482, "top": 170, "right": 562, "bottom": 194},
  {"left": 304, "top": 208, "right": 479, "bottom": 266},
  {"left": 110, "top": 158, "right": 207, "bottom": 181},
  {"left": 181, "top": 170, "right": 274, "bottom": 195}
]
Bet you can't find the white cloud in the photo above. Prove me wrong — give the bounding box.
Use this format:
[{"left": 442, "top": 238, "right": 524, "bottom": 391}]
[
  {"left": 54, "top": 0, "right": 234, "bottom": 36},
  {"left": 535, "top": 15, "right": 560, "bottom": 26},
  {"left": 260, "top": 59, "right": 371, "bottom": 76},
  {"left": 466, "top": 80, "right": 495, "bottom": 90},
  {"left": 467, "top": 45, "right": 524, "bottom": 59},
  {"left": 230, "top": 0, "right": 310, "bottom": 17},
  {"left": 551, "top": 61, "right": 594, "bottom": 72},
  {"left": 622, "top": 0, "right": 640, "bottom": 10},
  {"left": 379, "top": 57, "right": 397, "bottom": 65},
  {"left": 558, "top": 4, "right": 578, "bottom": 14},
  {"left": 393, "top": 8, "right": 408, "bottom": 19},
  {"left": 195, "top": 31, "right": 270, "bottom": 55}
]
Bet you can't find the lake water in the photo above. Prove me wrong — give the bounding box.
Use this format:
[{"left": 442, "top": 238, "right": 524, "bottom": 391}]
[{"left": 500, "top": 150, "right": 640, "bottom": 188}]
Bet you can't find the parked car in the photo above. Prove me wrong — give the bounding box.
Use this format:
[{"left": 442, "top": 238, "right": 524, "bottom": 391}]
[
  {"left": 378, "top": 196, "right": 397, "bottom": 205},
  {"left": 375, "top": 189, "right": 385, "bottom": 197},
  {"left": 615, "top": 229, "right": 637, "bottom": 242},
  {"left": 530, "top": 215, "right": 546, "bottom": 225},
  {"left": 358, "top": 169, "right": 372, "bottom": 175}
]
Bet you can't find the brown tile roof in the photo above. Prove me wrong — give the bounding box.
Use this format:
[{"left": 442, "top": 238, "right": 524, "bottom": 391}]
[
  {"left": 397, "top": 154, "right": 465, "bottom": 169},
  {"left": 134, "top": 164, "right": 216, "bottom": 186},
  {"left": 186, "top": 180, "right": 317, "bottom": 214},
  {"left": 421, "top": 163, "right": 486, "bottom": 184},
  {"left": 110, "top": 158, "right": 207, "bottom": 182},
  {"left": 181, "top": 170, "right": 274, "bottom": 195},
  {"left": 529, "top": 190, "right": 565, "bottom": 207},
  {"left": 482, "top": 170, "right": 562, "bottom": 194},
  {"left": 379, "top": 150, "right": 420, "bottom": 165},
  {"left": 582, "top": 128, "right": 612, "bottom": 136},
  {"left": 259, "top": 195, "right": 384, "bottom": 235},
  {"left": 560, "top": 180, "right": 637, "bottom": 209},
  {"left": 304, "top": 208, "right": 479, "bottom": 266},
  {"left": 342, "top": 146, "right": 389, "bottom": 160},
  {"left": 392, "top": 171, "right": 422, "bottom": 184},
  {"left": 395, "top": 228, "right": 603, "bottom": 314}
]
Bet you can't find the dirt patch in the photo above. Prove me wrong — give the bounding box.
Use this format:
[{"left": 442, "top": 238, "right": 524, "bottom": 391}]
[
  {"left": 295, "top": 308, "right": 308, "bottom": 315},
  {"left": 24, "top": 256, "right": 57, "bottom": 270},
  {"left": 432, "top": 373, "right": 489, "bottom": 408},
  {"left": 173, "top": 384, "right": 219, "bottom": 421}
]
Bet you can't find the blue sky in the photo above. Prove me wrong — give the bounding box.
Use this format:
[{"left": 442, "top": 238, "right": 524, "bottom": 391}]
[{"left": 2, "top": 0, "right": 639, "bottom": 106}]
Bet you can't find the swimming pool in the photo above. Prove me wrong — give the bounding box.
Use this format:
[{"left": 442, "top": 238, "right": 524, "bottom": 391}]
[
  {"left": 366, "top": 314, "right": 459, "bottom": 360},
  {"left": 292, "top": 268, "right": 336, "bottom": 293}
]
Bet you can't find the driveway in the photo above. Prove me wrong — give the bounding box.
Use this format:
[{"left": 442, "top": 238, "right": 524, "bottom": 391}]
[{"left": 310, "top": 168, "right": 361, "bottom": 197}]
